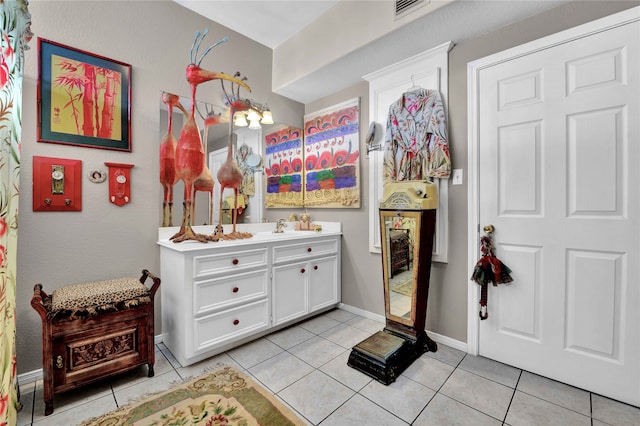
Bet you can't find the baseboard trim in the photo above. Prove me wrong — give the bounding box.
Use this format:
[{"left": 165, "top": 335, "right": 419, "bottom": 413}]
[
  {"left": 338, "top": 303, "right": 468, "bottom": 353},
  {"left": 17, "top": 369, "right": 42, "bottom": 387},
  {"left": 338, "top": 302, "right": 385, "bottom": 323}
]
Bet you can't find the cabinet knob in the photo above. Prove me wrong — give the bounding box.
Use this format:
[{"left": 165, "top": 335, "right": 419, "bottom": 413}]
[
  {"left": 300, "top": 268, "right": 306, "bottom": 274},
  {"left": 232, "top": 258, "right": 239, "bottom": 265},
  {"left": 232, "top": 287, "right": 239, "bottom": 293},
  {"left": 313, "top": 265, "right": 318, "bottom": 270},
  {"left": 307, "top": 247, "right": 312, "bottom": 252},
  {"left": 233, "top": 319, "right": 240, "bottom": 325}
]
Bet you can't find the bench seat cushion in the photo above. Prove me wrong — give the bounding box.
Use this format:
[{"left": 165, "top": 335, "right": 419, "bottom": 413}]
[{"left": 49, "top": 277, "right": 150, "bottom": 320}]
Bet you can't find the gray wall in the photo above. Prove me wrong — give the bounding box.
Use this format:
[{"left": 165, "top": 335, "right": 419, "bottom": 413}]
[
  {"left": 264, "top": 1, "right": 638, "bottom": 344},
  {"left": 16, "top": 0, "right": 636, "bottom": 375},
  {"left": 17, "top": 0, "right": 301, "bottom": 374}
]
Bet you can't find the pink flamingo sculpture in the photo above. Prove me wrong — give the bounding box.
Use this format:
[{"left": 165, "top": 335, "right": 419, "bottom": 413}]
[
  {"left": 160, "top": 92, "right": 187, "bottom": 227},
  {"left": 192, "top": 105, "right": 228, "bottom": 226},
  {"left": 214, "top": 73, "right": 253, "bottom": 239},
  {"left": 171, "top": 31, "right": 250, "bottom": 243}
]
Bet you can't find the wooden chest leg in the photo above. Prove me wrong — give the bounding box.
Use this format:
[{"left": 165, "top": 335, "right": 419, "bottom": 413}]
[
  {"left": 44, "top": 400, "right": 54, "bottom": 416},
  {"left": 42, "top": 327, "right": 55, "bottom": 415}
]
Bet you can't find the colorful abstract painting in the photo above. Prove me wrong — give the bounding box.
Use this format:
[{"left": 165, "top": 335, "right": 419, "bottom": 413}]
[
  {"left": 303, "top": 98, "right": 360, "bottom": 208},
  {"left": 264, "top": 125, "right": 304, "bottom": 208}
]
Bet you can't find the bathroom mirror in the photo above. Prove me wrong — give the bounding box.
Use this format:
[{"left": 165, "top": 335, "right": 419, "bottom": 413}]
[
  {"left": 160, "top": 93, "right": 295, "bottom": 226},
  {"left": 381, "top": 211, "right": 420, "bottom": 327},
  {"left": 349, "top": 181, "right": 438, "bottom": 384},
  {"left": 159, "top": 94, "right": 230, "bottom": 227}
]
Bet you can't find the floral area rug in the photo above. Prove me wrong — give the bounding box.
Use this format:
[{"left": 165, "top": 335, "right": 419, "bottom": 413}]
[
  {"left": 81, "top": 366, "right": 305, "bottom": 425},
  {"left": 391, "top": 280, "right": 413, "bottom": 297}
]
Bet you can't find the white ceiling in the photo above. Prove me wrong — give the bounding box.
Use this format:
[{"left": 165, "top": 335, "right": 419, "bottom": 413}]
[
  {"left": 173, "top": 0, "right": 340, "bottom": 49},
  {"left": 173, "top": 0, "right": 569, "bottom": 104}
]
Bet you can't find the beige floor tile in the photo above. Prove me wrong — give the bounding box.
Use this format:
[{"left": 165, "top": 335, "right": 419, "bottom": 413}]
[
  {"left": 289, "top": 335, "right": 346, "bottom": 368},
  {"left": 517, "top": 371, "right": 590, "bottom": 416},
  {"left": 321, "top": 394, "right": 407, "bottom": 425},
  {"left": 414, "top": 393, "right": 502, "bottom": 426},
  {"left": 249, "top": 351, "right": 314, "bottom": 393},
  {"left": 440, "top": 368, "right": 514, "bottom": 420},
  {"left": 266, "top": 324, "right": 315, "bottom": 349},
  {"left": 320, "top": 323, "right": 371, "bottom": 349},
  {"left": 112, "top": 370, "right": 181, "bottom": 407},
  {"left": 402, "top": 354, "right": 455, "bottom": 391},
  {"left": 227, "top": 337, "right": 284, "bottom": 369},
  {"left": 320, "top": 351, "right": 372, "bottom": 391},
  {"left": 298, "top": 315, "right": 341, "bottom": 334},
  {"left": 33, "top": 394, "right": 117, "bottom": 425},
  {"left": 592, "top": 393, "right": 640, "bottom": 426},
  {"left": 359, "top": 375, "right": 435, "bottom": 423},
  {"left": 505, "top": 390, "right": 591, "bottom": 426},
  {"left": 459, "top": 354, "right": 521, "bottom": 388},
  {"left": 278, "top": 370, "right": 354, "bottom": 424}
]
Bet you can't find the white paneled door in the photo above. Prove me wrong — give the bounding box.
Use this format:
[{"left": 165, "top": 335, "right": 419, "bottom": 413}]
[{"left": 472, "top": 10, "right": 639, "bottom": 405}]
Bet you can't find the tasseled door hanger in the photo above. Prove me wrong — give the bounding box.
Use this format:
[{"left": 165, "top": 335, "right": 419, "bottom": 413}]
[{"left": 471, "top": 225, "right": 513, "bottom": 320}]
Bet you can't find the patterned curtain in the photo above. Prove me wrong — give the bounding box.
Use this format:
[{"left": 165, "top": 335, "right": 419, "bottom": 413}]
[{"left": 0, "top": 1, "right": 31, "bottom": 425}]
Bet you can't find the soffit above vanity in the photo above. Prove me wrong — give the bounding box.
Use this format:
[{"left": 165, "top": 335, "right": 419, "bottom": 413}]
[{"left": 174, "top": 0, "right": 568, "bottom": 104}]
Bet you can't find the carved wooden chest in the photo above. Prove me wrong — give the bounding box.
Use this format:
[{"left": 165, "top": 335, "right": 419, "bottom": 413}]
[
  {"left": 31, "top": 269, "right": 160, "bottom": 416},
  {"left": 389, "top": 229, "right": 410, "bottom": 278}
]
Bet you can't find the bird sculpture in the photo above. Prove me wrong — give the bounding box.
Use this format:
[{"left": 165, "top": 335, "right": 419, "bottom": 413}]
[
  {"left": 213, "top": 73, "right": 253, "bottom": 239},
  {"left": 192, "top": 105, "right": 227, "bottom": 226},
  {"left": 159, "top": 92, "right": 187, "bottom": 227},
  {"left": 171, "top": 30, "right": 250, "bottom": 243}
]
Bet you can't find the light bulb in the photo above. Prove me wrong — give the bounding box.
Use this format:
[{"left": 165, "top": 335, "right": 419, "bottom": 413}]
[
  {"left": 246, "top": 109, "right": 260, "bottom": 122},
  {"left": 248, "top": 118, "right": 261, "bottom": 130},
  {"left": 234, "top": 113, "right": 248, "bottom": 127},
  {"left": 261, "top": 110, "right": 274, "bottom": 124}
]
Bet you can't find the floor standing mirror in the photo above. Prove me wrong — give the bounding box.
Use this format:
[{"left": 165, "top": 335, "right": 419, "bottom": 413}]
[{"left": 348, "top": 180, "right": 438, "bottom": 384}]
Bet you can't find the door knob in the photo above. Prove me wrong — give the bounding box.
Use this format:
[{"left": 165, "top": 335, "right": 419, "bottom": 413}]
[{"left": 483, "top": 224, "right": 495, "bottom": 234}]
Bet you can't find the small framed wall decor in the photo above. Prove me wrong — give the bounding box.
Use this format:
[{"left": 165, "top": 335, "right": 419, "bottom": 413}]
[
  {"left": 33, "top": 156, "right": 82, "bottom": 212},
  {"left": 37, "top": 38, "right": 132, "bottom": 152}
]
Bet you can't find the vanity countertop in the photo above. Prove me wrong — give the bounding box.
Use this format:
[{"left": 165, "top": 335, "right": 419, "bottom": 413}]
[{"left": 157, "top": 221, "right": 342, "bottom": 252}]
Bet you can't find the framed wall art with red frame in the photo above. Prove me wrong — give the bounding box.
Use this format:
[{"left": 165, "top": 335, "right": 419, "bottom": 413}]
[{"left": 37, "top": 38, "right": 132, "bottom": 152}]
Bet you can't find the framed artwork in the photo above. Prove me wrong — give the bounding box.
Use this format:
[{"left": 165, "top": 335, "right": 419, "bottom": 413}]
[
  {"left": 264, "top": 125, "right": 304, "bottom": 208},
  {"left": 303, "top": 97, "right": 361, "bottom": 208},
  {"left": 37, "top": 38, "right": 132, "bottom": 152}
]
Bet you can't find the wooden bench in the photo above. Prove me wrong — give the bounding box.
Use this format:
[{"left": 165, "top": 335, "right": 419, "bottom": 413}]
[{"left": 31, "top": 269, "right": 160, "bottom": 416}]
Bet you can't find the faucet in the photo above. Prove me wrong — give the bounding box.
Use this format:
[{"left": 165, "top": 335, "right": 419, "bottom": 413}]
[{"left": 275, "top": 218, "right": 287, "bottom": 233}]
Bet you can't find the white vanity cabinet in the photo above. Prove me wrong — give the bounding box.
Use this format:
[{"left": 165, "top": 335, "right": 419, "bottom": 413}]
[
  {"left": 158, "top": 223, "right": 341, "bottom": 366},
  {"left": 191, "top": 247, "right": 270, "bottom": 353},
  {"left": 272, "top": 238, "right": 339, "bottom": 326}
]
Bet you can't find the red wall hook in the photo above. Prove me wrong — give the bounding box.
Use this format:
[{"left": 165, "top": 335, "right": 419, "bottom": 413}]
[{"left": 105, "top": 162, "right": 134, "bottom": 206}]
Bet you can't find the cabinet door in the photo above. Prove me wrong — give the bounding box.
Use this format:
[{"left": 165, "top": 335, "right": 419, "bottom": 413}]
[
  {"left": 309, "top": 256, "right": 338, "bottom": 312},
  {"left": 272, "top": 261, "right": 308, "bottom": 325}
]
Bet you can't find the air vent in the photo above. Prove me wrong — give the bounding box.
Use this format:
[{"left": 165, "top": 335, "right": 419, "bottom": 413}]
[{"left": 395, "top": 0, "right": 427, "bottom": 18}]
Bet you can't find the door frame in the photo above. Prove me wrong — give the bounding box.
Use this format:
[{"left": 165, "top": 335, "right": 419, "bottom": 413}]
[{"left": 466, "top": 7, "right": 640, "bottom": 356}]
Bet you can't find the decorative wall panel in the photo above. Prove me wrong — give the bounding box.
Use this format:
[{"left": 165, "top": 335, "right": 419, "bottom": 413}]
[
  {"left": 264, "top": 125, "right": 304, "bottom": 208},
  {"left": 303, "top": 98, "right": 360, "bottom": 208}
]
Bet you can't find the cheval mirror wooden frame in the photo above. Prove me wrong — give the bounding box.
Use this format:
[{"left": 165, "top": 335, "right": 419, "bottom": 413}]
[{"left": 348, "top": 181, "right": 438, "bottom": 384}]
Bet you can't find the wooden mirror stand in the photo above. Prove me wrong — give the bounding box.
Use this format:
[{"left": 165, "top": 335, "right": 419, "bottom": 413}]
[{"left": 348, "top": 181, "right": 439, "bottom": 384}]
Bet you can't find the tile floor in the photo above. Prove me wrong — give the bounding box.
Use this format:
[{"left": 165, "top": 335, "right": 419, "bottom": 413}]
[{"left": 18, "top": 308, "right": 640, "bottom": 425}]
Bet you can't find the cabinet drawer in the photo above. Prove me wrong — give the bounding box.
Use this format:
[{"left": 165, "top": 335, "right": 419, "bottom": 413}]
[
  {"left": 194, "top": 299, "right": 269, "bottom": 352},
  {"left": 272, "top": 238, "right": 338, "bottom": 264},
  {"left": 193, "top": 247, "right": 267, "bottom": 279},
  {"left": 194, "top": 269, "right": 268, "bottom": 316}
]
